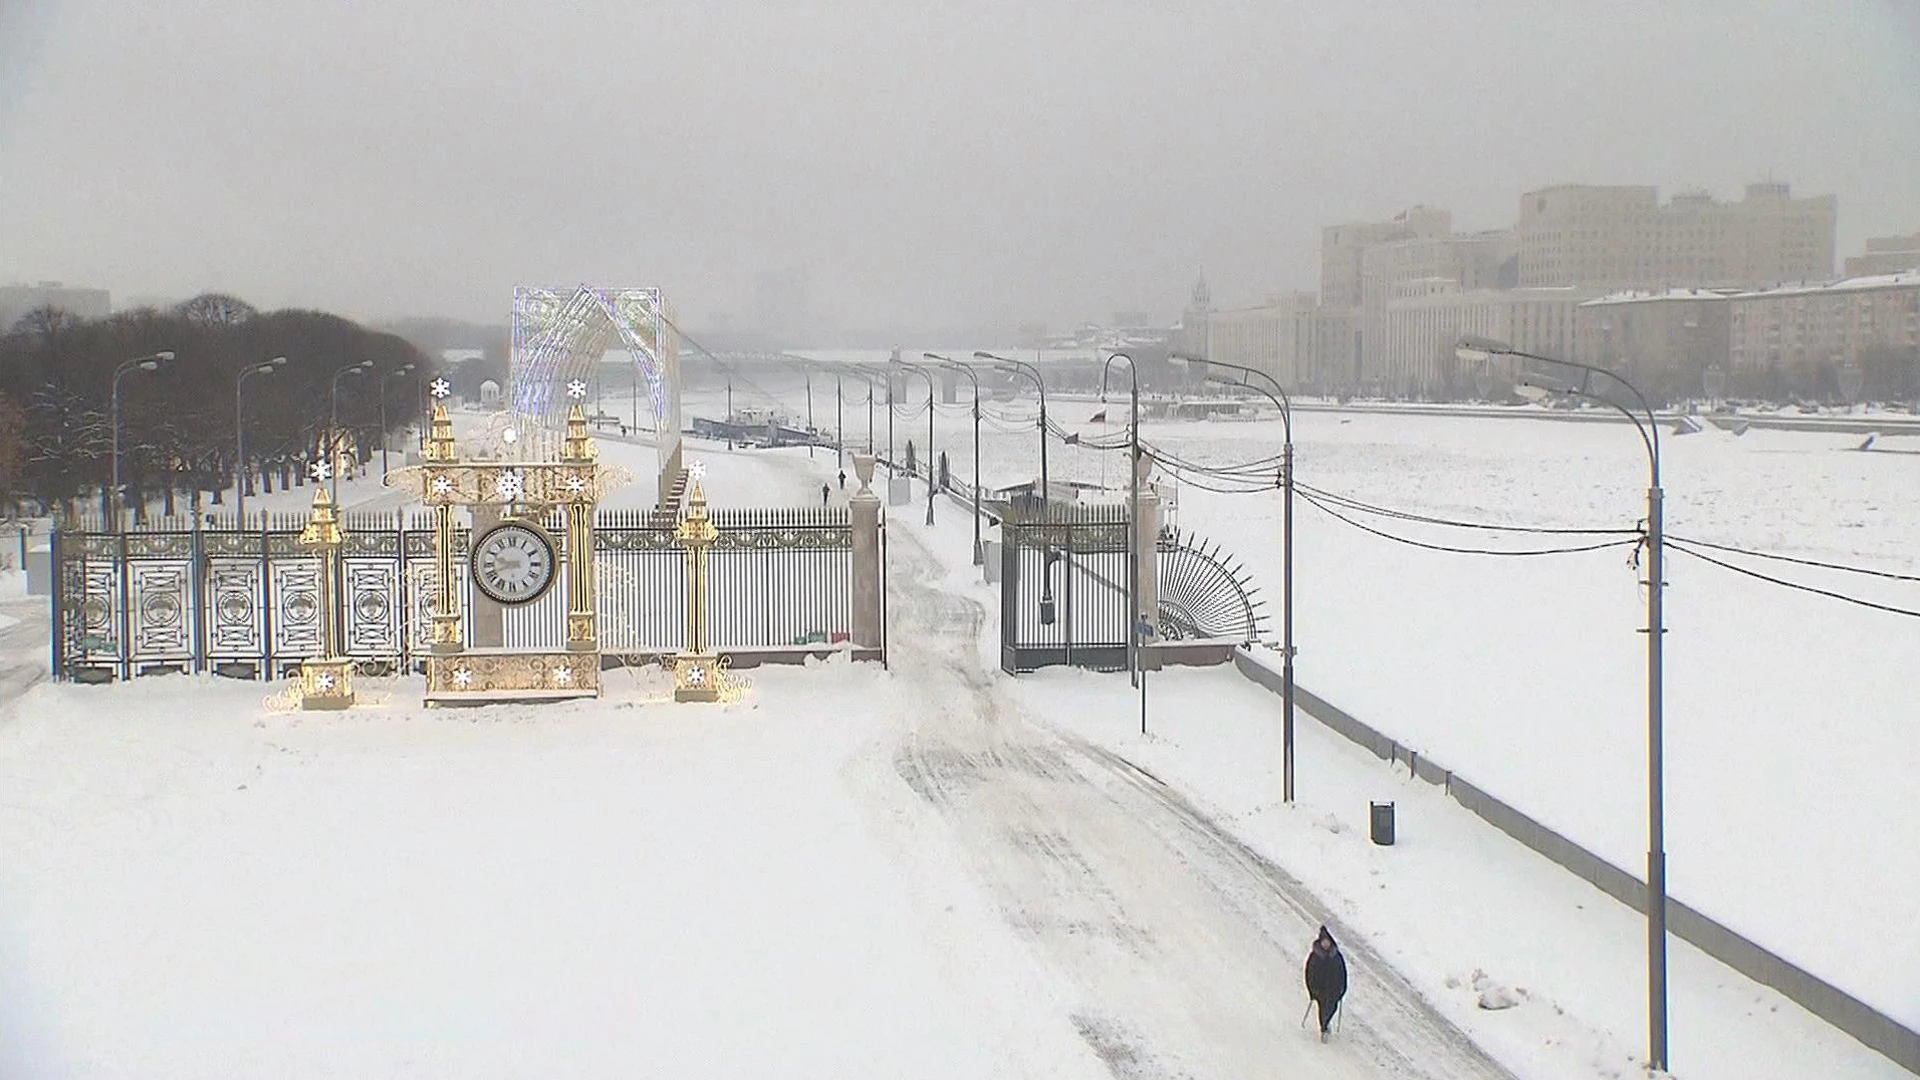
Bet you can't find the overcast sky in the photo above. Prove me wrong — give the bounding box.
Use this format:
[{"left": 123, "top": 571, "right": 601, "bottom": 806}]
[{"left": 2, "top": 0, "right": 1917, "bottom": 334}]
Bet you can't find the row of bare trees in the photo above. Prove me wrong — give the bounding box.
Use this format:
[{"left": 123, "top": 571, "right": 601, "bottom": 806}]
[{"left": 0, "top": 294, "right": 434, "bottom": 523}]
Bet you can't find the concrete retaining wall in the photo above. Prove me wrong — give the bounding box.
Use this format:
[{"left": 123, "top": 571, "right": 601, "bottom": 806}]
[{"left": 1231, "top": 647, "right": 1920, "bottom": 1073}]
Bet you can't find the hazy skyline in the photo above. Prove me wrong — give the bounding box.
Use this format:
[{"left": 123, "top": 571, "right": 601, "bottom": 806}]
[{"left": 3, "top": 1, "right": 1917, "bottom": 335}]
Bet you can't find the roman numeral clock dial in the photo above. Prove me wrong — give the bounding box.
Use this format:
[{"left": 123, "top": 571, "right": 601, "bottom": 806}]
[{"left": 469, "top": 522, "right": 559, "bottom": 605}]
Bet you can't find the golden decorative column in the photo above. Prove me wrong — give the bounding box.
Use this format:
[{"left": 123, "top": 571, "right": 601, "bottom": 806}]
[
  {"left": 297, "top": 486, "right": 354, "bottom": 710},
  {"left": 560, "top": 403, "right": 599, "bottom": 652},
  {"left": 673, "top": 469, "right": 721, "bottom": 702},
  {"left": 422, "top": 399, "right": 463, "bottom": 655}
]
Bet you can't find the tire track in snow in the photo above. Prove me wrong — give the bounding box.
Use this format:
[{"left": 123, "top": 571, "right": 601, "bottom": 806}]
[{"left": 884, "top": 522, "right": 1517, "bottom": 1080}]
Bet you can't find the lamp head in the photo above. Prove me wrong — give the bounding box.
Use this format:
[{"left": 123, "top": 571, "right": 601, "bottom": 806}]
[
  {"left": 137, "top": 359, "right": 160, "bottom": 372},
  {"left": 1513, "top": 370, "right": 1574, "bottom": 401},
  {"left": 268, "top": 356, "right": 288, "bottom": 367},
  {"left": 1455, "top": 334, "right": 1512, "bottom": 364},
  {"left": 154, "top": 351, "right": 176, "bottom": 362},
  {"left": 971, "top": 351, "right": 997, "bottom": 361}
]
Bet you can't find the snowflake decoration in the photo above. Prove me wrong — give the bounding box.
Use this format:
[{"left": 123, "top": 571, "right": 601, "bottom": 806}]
[
  {"left": 565, "top": 474, "right": 588, "bottom": 495},
  {"left": 314, "top": 671, "right": 336, "bottom": 692},
  {"left": 431, "top": 475, "right": 453, "bottom": 496},
  {"left": 551, "top": 666, "right": 574, "bottom": 686},
  {"left": 501, "top": 428, "right": 518, "bottom": 445},
  {"left": 566, "top": 379, "right": 588, "bottom": 400},
  {"left": 684, "top": 664, "right": 708, "bottom": 686},
  {"left": 452, "top": 667, "right": 473, "bottom": 688},
  {"left": 494, "top": 470, "right": 523, "bottom": 502},
  {"left": 688, "top": 462, "right": 707, "bottom": 482},
  {"left": 308, "top": 458, "right": 332, "bottom": 481},
  {"left": 429, "top": 377, "right": 451, "bottom": 399}
]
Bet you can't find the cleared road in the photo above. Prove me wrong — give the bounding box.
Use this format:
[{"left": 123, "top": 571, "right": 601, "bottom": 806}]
[{"left": 886, "top": 525, "right": 1516, "bottom": 1079}]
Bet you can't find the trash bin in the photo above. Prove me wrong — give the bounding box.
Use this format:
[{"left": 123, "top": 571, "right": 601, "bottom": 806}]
[{"left": 1369, "top": 801, "right": 1396, "bottom": 846}]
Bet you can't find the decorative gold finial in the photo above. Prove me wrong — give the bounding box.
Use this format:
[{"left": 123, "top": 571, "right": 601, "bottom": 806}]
[
  {"left": 561, "top": 403, "right": 597, "bottom": 464},
  {"left": 424, "top": 402, "right": 458, "bottom": 463},
  {"left": 296, "top": 484, "right": 353, "bottom": 710},
  {"left": 298, "top": 486, "right": 344, "bottom": 550}
]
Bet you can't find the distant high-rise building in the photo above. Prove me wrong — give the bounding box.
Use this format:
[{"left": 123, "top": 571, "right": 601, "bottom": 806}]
[
  {"left": 1357, "top": 230, "right": 1517, "bottom": 386},
  {"left": 1320, "top": 206, "right": 1451, "bottom": 310},
  {"left": 0, "top": 281, "right": 111, "bottom": 331},
  {"left": 1517, "top": 182, "right": 1835, "bottom": 290},
  {"left": 1316, "top": 206, "right": 1458, "bottom": 392},
  {"left": 1378, "top": 286, "right": 1602, "bottom": 398},
  {"left": 1843, "top": 232, "right": 1920, "bottom": 277}
]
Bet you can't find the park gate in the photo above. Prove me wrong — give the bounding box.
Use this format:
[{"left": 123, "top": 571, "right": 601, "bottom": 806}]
[
  {"left": 999, "top": 506, "right": 1265, "bottom": 675},
  {"left": 50, "top": 506, "right": 856, "bottom": 681}
]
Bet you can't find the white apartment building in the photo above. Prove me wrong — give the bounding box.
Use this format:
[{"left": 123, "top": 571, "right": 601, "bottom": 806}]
[
  {"left": 1378, "top": 287, "right": 1599, "bottom": 397},
  {"left": 1204, "top": 293, "right": 1320, "bottom": 389},
  {"left": 1320, "top": 206, "right": 1451, "bottom": 310},
  {"left": 1517, "top": 182, "right": 1835, "bottom": 290}
]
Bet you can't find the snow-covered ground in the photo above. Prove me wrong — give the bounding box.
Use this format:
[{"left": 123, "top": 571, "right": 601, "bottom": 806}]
[
  {"left": 869, "top": 435, "right": 1916, "bottom": 1080},
  {"left": 3, "top": 405, "right": 1914, "bottom": 1078},
  {"left": 800, "top": 384, "right": 1918, "bottom": 1036},
  {"left": 0, "top": 666, "right": 1117, "bottom": 1078},
  {"left": 0, "top": 447, "right": 1105, "bottom": 1079}
]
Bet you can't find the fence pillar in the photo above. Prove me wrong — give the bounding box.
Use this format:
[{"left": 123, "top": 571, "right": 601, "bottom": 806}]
[
  {"left": 1133, "top": 456, "right": 1161, "bottom": 638},
  {"left": 850, "top": 453, "right": 882, "bottom": 649}
]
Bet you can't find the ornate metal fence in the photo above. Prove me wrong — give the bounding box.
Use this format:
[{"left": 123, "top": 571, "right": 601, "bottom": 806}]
[
  {"left": 51, "top": 506, "right": 855, "bottom": 680},
  {"left": 999, "top": 504, "right": 1133, "bottom": 673},
  {"left": 998, "top": 508, "right": 1265, "bottom": 675}
]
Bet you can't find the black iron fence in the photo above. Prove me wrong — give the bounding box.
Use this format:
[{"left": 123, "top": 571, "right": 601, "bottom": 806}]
[
  {"left": 999, "top": 504, "right": 1133, "bottom": 673},
  {"left": 51, "top": 506, "right": 855, "bottom": 680},
  {"left": 998, "top": 506, "right": 1265, "bottom": 675}
]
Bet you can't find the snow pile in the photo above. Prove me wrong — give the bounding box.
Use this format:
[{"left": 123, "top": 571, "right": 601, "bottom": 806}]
[{"left": 1472, "top": 971, "right": 1523, "bottom": 1011}]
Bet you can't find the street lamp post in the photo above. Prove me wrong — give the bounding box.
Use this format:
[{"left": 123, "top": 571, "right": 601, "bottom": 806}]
[
  {"left": 806, "top": 369, "right": 815, "bottom": 458},
  {"left": 110, "top": 351, "right": 174, "bottom": 528},
  {"left": 841, "top": 367, "right": 879, "bottom": 455},
  {"left": 379, "top": 363, "right": 416, "bottom": 476},
  {"left": 1457, "top": 333, "right": 1668, "bottom": 1072},
  {"left": 329, "top": 360, "right": 373, "bottom": 503},
  {"left": 235, "top": 356, "right": 287, "bottom": 526},
  {"left": 860, "top": 364, "right": 896, "bottom": 474},
  {"left": 1101, "top": 352, "right": 1142, "bottom": 688},
  {"left": 893, "top": 358, "right": 936, "bottom": 526},
  {"left": 1172, "top": 351, "right": 1296, "bottom": 804},
  {"left": 927, "top": 354, "right": 983, "bottom": 565},
  {"left": 976, "top": 351, "right": 1049, "bottom": 508}
]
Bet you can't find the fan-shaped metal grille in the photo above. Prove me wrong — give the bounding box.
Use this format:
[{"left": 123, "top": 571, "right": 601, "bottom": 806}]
[{"left": 1155, "top": 527, "right": 1266, "bottom": 643}]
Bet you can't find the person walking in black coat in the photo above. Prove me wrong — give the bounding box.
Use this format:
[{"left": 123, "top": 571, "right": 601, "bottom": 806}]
[{"left": 1305, "top": 925, "right": 1348, "bottom": 1040}]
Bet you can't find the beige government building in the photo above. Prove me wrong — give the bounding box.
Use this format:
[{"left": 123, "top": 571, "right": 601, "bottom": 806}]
[{"left": 1188, "top": 180, "right": 1911, "bottom": 402}]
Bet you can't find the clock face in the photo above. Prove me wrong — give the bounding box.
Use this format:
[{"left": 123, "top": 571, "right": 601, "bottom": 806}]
[{"left": 470, "top": 522, "right": 557, "bottom": 606}]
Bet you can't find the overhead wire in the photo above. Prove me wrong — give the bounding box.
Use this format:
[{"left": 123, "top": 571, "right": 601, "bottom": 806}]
[
  {"left": 1665, "top": 533, "right": 1920, "bottom": 582},
  {"left": 1665, "top": 540, "right": 1920, "bottom": 619},
  {"left": 1297, "top": 488, "right": 1646, "bottom": 557}
]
